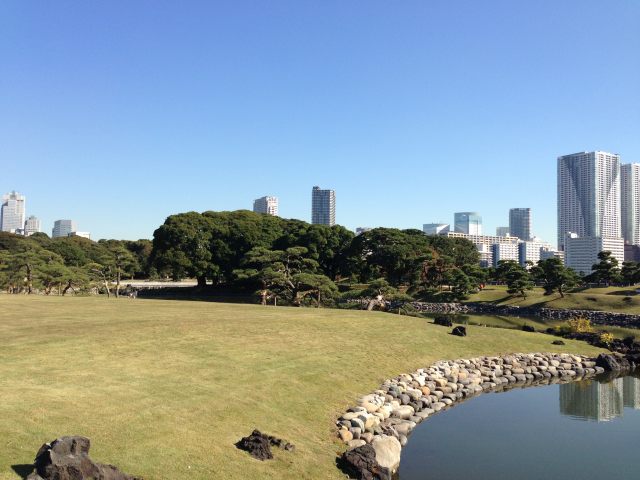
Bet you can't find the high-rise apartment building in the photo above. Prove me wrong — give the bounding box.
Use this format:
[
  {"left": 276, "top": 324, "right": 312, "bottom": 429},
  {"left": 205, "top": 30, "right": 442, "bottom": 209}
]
[
  {"left": 311, "top": 186, "right": 335, "bottom": 226},
  {"left": 454, "top": 212, "right": 482, "bottom": 235},
  {"left": 1, "top": 191, "right": 26, "bottom": 233},
  {"left": 52, "top": 219, "right": 77, "bottom": 238},
  {"left": 557, "top": 151, "right": 621, "bottom": 250},
  {"left": 253, "top": 196, "right": 279, "bottom": 216},
  {"left": 621, "top": 163, "right": 640, "bottom": 246},
  {"left": 24, "top": 215, "right": 41, "bottom": 236},
  {"left": 509, "top": 208, "right": 532, "bottom": 240}
]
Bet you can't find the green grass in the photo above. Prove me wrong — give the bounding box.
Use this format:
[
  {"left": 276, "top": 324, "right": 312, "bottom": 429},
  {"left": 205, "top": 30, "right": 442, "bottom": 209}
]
[
  {"left": 466, "top": 285, "right": 640, "bottom": 314},
  {"left": 0, "top": 296, "right": 605, "bottom": 480}
]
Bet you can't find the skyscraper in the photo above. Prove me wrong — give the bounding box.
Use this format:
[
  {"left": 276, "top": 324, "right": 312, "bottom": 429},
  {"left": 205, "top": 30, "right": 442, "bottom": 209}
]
[
  {"left": 557, "top": 151, "right": 621, "bottom": 250},
  {"left": 52, "top": 219, "right": 77, "bottom": 238},
  {"left": 253, "top": 196, "right": 279, "bottom": 216},
  {"left": 621, "top": 163, "right": 640, "bottom": 246},
  {"left": 454, "top": 212, "right": 482, "bottom": 235},
  {"left": 24, "top": 215, "right": 41, "bottom": 236},
  {"left": 1, "top": 191, "right": 26, "bottom": 233},
  {"left": 311, "top": 186, "right": 336, "bottom": 226},
  {"left": 509, "top": 208, "right": 532, "bottom": 240},
  {"left": 496, "top": 226, "right": 510, "bottom": 237}
]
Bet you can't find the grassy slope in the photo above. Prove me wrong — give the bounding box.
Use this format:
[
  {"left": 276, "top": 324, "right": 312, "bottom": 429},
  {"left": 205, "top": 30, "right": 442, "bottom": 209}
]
[
  {"left": 466, "top": 285, "right": 640, "bottom": 314},
  {"left": 0, "top": 297, "right": 604, "bottom": 480}
]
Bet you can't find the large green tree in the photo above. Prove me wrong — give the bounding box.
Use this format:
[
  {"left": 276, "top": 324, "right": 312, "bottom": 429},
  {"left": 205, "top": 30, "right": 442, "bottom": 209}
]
[{"left": 531, "top": 257, "right": 579, "bottom": 297}]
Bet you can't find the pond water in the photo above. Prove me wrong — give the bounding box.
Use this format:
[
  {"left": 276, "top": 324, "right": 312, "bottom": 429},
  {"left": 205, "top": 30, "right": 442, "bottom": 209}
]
[{"left": 398, "top": 373, "right": 640, "bottom": 480}]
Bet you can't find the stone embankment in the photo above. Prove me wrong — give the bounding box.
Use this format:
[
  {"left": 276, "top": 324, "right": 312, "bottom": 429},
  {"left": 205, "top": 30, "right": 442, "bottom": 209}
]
[
  {"left": 406, "top": 302, "right": 640, "bottom": 328},
  {"left": 337, "top": 352, "right": 632, "bottom": 479}
]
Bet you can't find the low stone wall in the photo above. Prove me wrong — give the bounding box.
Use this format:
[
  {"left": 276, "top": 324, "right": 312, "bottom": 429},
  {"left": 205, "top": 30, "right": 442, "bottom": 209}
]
[
  {"left": 406, "top": 302, "right": 640, "bottom": 328},
  {"left": 337, "top": 352, "right": 608, "bottom": 475}
]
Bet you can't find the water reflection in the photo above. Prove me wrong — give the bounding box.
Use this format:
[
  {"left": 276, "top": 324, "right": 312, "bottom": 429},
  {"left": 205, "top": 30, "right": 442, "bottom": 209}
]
[{"left": 560, "top": 375, "right": 640, "bottom": 421}]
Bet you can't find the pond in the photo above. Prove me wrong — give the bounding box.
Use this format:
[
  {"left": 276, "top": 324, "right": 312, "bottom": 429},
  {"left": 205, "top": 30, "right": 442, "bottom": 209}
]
[{"left": 398, "top": 372, "right": 640, "bottom": 480}]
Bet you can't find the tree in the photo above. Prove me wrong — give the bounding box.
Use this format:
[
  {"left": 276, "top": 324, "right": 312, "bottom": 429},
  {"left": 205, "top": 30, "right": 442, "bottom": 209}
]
[
  {"left": 503, "top": 263, "right": 534, "bottom": 299},
  {"left": 588, "top": 251, "right": 621, "bottom": 286},
  {"left": 531, "top": 258, "right": 579, "bottom": 297},
  {"left": 621, "top": 261, "right": 640, "bottom": 285}
]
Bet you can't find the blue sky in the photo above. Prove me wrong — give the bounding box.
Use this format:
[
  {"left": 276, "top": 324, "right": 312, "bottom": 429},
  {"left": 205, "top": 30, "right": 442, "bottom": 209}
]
[{"left": 2, "top": 1, "right": 639, "bottom": 244}]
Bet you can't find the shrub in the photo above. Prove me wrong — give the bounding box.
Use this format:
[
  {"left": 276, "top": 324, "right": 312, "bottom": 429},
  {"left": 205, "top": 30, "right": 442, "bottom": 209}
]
[
  {"left": 566, "top": 317, "right": 594, "bottom": 333},
  {"left": 599, "top": 332, "right": 614, "bottom": 346}
]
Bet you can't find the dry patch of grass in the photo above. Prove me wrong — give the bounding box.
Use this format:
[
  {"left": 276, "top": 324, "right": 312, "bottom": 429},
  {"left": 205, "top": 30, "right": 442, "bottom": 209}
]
[{"left": 0, "top": 296, "right": 604, "bottom": 479}]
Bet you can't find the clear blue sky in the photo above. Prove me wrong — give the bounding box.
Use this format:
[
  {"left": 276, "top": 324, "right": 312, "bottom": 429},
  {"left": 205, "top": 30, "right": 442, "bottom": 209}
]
[{"left": 2, "top": 1, "right": 639, "bottom": 244}]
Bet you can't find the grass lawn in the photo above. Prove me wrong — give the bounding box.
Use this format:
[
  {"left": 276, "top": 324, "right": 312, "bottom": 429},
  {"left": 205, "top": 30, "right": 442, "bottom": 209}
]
[
  {"left": 466, "top": 285, "right": 640, "bottom": 314},
  {"left": 0, "top": 296, "right": 605, "bottom": 480}
]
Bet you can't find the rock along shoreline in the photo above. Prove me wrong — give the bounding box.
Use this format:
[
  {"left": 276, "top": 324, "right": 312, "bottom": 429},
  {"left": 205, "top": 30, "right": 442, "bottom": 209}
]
[{"left": 337, "top": 352, "right": 636, "bottom": 479}]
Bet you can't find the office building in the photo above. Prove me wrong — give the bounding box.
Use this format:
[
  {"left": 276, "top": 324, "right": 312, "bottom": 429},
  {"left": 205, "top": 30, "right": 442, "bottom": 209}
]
[
  {"left": 564, "top": 234, "right": 624, "bottom": 275},
  {"left": 253, "top": 196, "right": 279, "bottom": 216},
  {"left": 540, "top": 248, "right": 564, "bottom": 263},
  {"left": 557, "top": 151, "right": 621, "bottom": 250},
  {"left": 1, "top": 191, "right": 26, "bottom": 233},
  {"left": 496, "top": 226, "right": 510, "bottom": 237},
  {"left": 311, "top": 186, "right": 336, "bottom": 226},
  {"left": 518, "top": 240, "right": 552, "bottom": 267},
  {"left": 423, "top": 223, "right": 450, "bottom": 235},
  {"left": 355, "top": 227, "right": 371, "bottom": 235},
  {"left": 621, "top": 163, "right": 640, "bottom": 246},
  {"left": 24, "top": 215, "right": 41, "bottom": 236},
  {"left": 492, "top": 243, "right": 519, "bottom": 267},
  {"left": 444, "top": 232, "right": 519, "bottom": 268},
  {"left": 509, "top": 208, "right": 532, "bottom": 240},
  {"left": 454, "top": 212, "right": 482, "bottom": 235},
  {"left": 52, "top": 219, "right": 77, "bottom": 238}
]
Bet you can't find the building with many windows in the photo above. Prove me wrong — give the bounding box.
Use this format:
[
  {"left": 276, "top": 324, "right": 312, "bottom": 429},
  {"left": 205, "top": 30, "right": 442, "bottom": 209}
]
[
  {"left": 423, "top": 223, "right": 450, "bottom": 235},
  {"left": 454, "top": 212, "right": 482, "bottom": 235},
  {"left": 253, "top": 196, "right": 279, "bottom": 216},
  {"left": 69, "top": 231, "right": 91, "bottom": 240},
  {"left": 443, "top": 232, "right": 519, "bottom": 267},
  {"left": 564, "top": 234, "right": 624, "bottom": 276},
  {"left": 557, "top": 151, "right": 622, "bottom": 251},
  {"left": 496, "top": 226, "right": 510, "bottom": 237},
  {"left": 1, "top": 191, "right": 26, "bottom": 233},
  {"left": 52, "top": 219, "right": 77, "bottom": 238},
  {"left": 621, "top": 163, "right": 640, "bottom": 246},
  {"left": 311, "top": 186, "right": 336, "bottom": 226},
  {"left": 518, "top": 240, "right": 552, "bottom": 267},
  {"left": 492, "top": 243, "right": 519, "bottom": 267},
  {"left": 24, "top": 215, "right": 41, "bottom": 236},
  {"left": 509, "top": 208, "right": 532, "bottom": 240}
]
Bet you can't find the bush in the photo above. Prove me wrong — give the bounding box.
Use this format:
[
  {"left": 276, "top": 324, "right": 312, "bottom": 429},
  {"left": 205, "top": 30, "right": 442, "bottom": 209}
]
[
  {"left": 599, "top": 332, "right": 614, "bottom": 346},
  {"left": 566, "top": 317, "right": 594, "bottom": 334}
]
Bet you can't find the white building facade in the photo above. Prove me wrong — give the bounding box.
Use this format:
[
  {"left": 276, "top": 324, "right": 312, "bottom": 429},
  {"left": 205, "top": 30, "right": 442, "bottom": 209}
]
[
  {"left": 24, "top": 215, "right": 41, "bottom": 236},
  {"left": 253, "top": 196, "right": 279, "bottom": 216},
  {"left": 311, "top": 186, "right": 336, "bottom": 226},
  {"left": 621, "top": 163, "right": 640, "bottom": 246},
  {"left": 1, "top": 191, "right": 26, "bottom": 233},
  {"left": 557, "top": 151, "right": 622, "bottom": 250},
  {"left": 492, "top": 243, "right": 520, "bottom": 267},
  {"left": 564, "top": 234, "right": 624, "bottom": 276}
]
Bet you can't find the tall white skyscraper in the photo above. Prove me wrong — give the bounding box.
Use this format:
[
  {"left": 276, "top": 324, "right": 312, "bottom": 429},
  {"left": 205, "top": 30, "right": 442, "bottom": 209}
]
[
  {"left": 509, "top": 208, "right": 532, "bottom": 240},
  {"left": 1, "top": 191, "right": 26, "bottom": 233},
  {"left": 24, "top": 215, "right": 41, "bottom": 236},
  {"left": 621, "top": 163, "right": 640, "bottom": 246},
  {"left": 557, "top": 151, "right": 621, "bottom": 250},
  {"left": 454, "top": 212, "right": 482, "bottom": 235},
  {"left": 311, "top": 186, "right": 336, "bottom": 226},
  {"left": 253, "top": 196, "right": 279, "bottom": 216},
  {"left": 52, "top": 219, "right": 77, "bottom": 238}
]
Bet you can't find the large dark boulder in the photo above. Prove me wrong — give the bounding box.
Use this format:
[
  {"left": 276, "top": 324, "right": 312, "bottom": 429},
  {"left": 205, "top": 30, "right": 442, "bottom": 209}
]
[
  {"left": 451, "top": 326, "right": 466, "bottom": 337},
  {"left": 434, "top": 316, "right": 453, "bottom": 327},
  {"left": 25, "top": 436, "right": 140, "bottom": 480},
  {"left": 596, "top": 353, "right": 631, "bottom": 372},
  {"left": 522, "top": 325, "right": 535, "bottom": 332},
  {"left": 339, "top": 444, "right": 391, "bottom": 480}
]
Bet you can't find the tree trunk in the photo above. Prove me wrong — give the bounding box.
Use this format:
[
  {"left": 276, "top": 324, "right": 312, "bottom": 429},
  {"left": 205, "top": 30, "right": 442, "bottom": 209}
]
[
  {"left": 197, "top": 276, "right": 207, "bottom": 288},
  {"left": 317, "top": 289, "right": 321, "bottom": 308},
  {"left": 25, "top": 263, "right": 33, "bottom": 294},
  {"left": 103, "top": 279, "right": 111, "bottom": 298},
  {"left": 115, "top": 268, "right": 121, "bottom": 298},
  {"left": 260, "top": 290, "right": 267, "bottom": 306}
]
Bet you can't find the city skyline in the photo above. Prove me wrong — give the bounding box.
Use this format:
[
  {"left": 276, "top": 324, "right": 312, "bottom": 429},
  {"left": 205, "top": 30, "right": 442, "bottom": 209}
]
[{"left": 2, "top": 1, "right": 638, "bottom": 241}]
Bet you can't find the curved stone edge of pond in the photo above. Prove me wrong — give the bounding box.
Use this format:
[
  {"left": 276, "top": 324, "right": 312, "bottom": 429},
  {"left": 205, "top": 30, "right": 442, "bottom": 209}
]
[{"left": 336, "top": 352, "right": 616, "bottom": 476}]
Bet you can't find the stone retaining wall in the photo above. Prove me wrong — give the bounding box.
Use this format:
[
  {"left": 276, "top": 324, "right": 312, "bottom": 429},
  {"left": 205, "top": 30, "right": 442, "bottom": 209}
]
[
  {"left": 405, "top": 302, "right": 640, "bottom": 328},
  {"left": 337, "top": 352, "right": 609, "bottom": 475}
]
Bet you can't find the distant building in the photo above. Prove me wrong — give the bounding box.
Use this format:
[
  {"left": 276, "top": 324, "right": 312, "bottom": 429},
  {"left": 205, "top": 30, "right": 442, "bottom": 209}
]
[
  {"left": 355, "top": 227, "right": 371, "bottom": 235},
  {"left": 492, "top": 243, "right": 519, "bottom": 267},
  {"left": 564, "top": 234, "right": 624, "bottom": 276},
  {"left": 253, "top": 196, "right": 279, "bottom": 216},
  {"left": 444, "top": 232, "right": 519, "bottom": 268},
  {"left": 540, "top": 248, "right": 564, "bottom": 263},
  {"left": 24, "top": 215, "right": 41, "bottom": 236},
  {"left": 518, "top": 240, "right": 550, "bottom": 267},
  {"left": 624, "top": 244, "right": 640, "bottom": 263},
  {"left": 423, "top": 223, "right": 450, "bottom": 235},
  {"left": 557, "top": 151, "right": 621, "bottom": 250},
  {"left": 454, "top": 212, "right": 482, "bottom": 235},
  {"left": 496, "top": 226, "right": 510, "bottom": 237},
  {"left": 509, "top": 208, "right": 532, "bottom": 240},
  {"left": 52, "top": 219, "right": 77, "bottom": 238},
  {"left": 311, "top": 186, "right": 336, "bottom": 226},
  {"left": 621, "top": 163, "right": 640, "bottom": 246},
  {"left": 69, "top": 231, "right": 91, "bottom": 240},
  {"left": 1, "top": 191, "right": 26, "bottom": 233}
]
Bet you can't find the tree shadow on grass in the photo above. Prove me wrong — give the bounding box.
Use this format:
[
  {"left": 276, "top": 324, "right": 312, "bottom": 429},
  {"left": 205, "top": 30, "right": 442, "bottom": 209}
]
[{"left": 11, "top": 464, "right": 34, "bottom": 479}]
